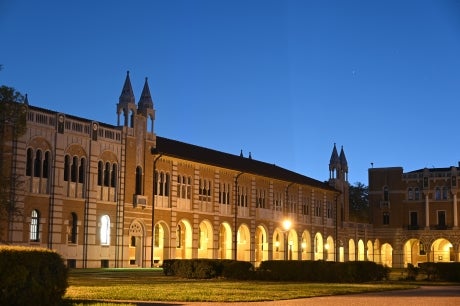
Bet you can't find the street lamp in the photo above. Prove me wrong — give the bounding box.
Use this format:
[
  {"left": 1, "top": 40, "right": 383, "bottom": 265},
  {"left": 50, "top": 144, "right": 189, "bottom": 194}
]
[{"left": 282, "top": 219, "right": 292, "bottom": 260}]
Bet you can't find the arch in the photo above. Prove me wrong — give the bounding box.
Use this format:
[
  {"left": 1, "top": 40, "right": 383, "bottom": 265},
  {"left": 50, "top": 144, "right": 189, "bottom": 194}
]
[
  {"left": 219, "top": 222, "right": 232, "bottom": 259},
  {"left": 325, "top": 235, "right": 334, "bottom": 261},
  {"left": 129, "top": 220, "right": 145, "bottom": 266},
  {"left": 153, "top": 221, "right": 170, "bottom": 265},
  {"left": 176, "top": 219, "right": 192, "bottom": 259},
  {"left": 357, "top": 239, "right": 365, "bottom": 261},
  {"left": 348, "top": 239, "right": 356, "bottom": 261},
  {"left": 403, "top": 238, "right": 425, "bottom": 267},
  {"left": 431, "top": 238, "right": 453, "bottom": 262},
  {"left": 198, "top": 220, "right": 213, "bottom": 259},
  {"left": 237, "top": 223, "right": 251, "bottom": 261},
  {"left": 381, "top": 243, "right": 393, "bottom": 267},
  {"left": 314, "top": 232, "right": 323, "bottom": 260},
  {"left": 301, "top": 230, "right": 312, "bottom": 260},
  {"left": 286, "top": 228, "right": 298, "bottom": 260},
  {"left": 255, "top": 225, "right": 268, "bottom": 266},
  {"left": 367, "top": 240, "right": 374, "bottom": 261}
]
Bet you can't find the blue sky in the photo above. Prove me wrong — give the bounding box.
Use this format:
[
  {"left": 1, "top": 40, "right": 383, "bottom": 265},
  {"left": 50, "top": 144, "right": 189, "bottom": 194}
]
[{"left": 1, "top": 0, "right": 460, "bottom": 185}]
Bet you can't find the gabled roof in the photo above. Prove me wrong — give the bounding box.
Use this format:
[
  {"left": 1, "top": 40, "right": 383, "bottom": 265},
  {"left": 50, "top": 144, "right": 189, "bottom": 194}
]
[{"left": 156, "top": 136, "right": 337, "bottom": 191}]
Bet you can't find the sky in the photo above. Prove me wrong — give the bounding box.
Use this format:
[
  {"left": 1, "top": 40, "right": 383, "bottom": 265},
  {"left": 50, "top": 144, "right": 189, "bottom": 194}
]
[{"left": 1, "top": 0, "right": 460, "bottom": 185}]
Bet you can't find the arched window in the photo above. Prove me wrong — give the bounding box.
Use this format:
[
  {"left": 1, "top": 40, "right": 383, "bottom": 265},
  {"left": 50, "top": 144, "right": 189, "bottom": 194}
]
[
  {"left": 34, "top": 150, "right": 42, "bottom": 177},
  {"left": 30, "top": 209, "right": 40, "bottom": 241},
  {"left": 71, "top": 156, "right": 78, "bottom": 182},
  {"left": 43, "top": 151, "right": 50, "bottom": 179},
  {"left": 97, "top": 161, "right": 103, "bottom": 186},
  {"left": 26, "top": 148, "right": 33, "bottom": 176},
  {"left": 104, "top": 162, "right": 110, "bottom": 187},
  {"left": 64, "top": 155, "right": 71, "bottom": 182},
  {"left": 100, "top": 215, "right": 110, "bottom": 245},
  {"left": 79, "top": 158, "right": 85, "bottom": 184},
  {"left": 69, "top": 212, "right": 78, "bottom": 244},
  {"left": 408, "top": 188, "right": 413, "bottom": 200},
  {"left": 135, "top": 166, "right": 142, "bottom": 195},
  {"left": 111, "top": 164, "right": 117, "bottom": 187}
]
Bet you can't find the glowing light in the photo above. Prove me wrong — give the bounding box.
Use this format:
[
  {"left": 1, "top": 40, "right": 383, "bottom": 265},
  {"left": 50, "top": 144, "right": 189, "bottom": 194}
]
[{"left": 282, "top": 219, "right": 292, "bottom": 231}]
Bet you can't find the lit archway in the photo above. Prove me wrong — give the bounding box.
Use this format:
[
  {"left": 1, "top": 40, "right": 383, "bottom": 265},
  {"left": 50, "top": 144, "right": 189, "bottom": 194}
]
[
  {"left": 176, "top": 219, "right": 192, "bottom": 259},
  {"left": 301, "top": 231, "right": 311, "bottom": 260},
  {"left": 357, "top": 239, "right": 365, "bottom": 261},
  {"left": 349, "top": 239, "right": 356, "bottom": 261},
  {"left": 128, "top": 220, "right": 145, "bottom": 267},
  {"left": 431, "top": 238, "right": 453, "bottom": 262},
  {"left": 287, "top": 228, "right": 299, "bottom": 260},
  {"left": 367, "top": 240, "right": 374, "bottom": 261},
  {"left": 237, "top": 224, "right": 250, "bottom": 261},
  {"left": 153, "top": 221, "right": 170, "bottom": 266},
  {"left": 198, "top": 220, "right": 213, "bottom": 259},
  {"left": 381, "top": 243, "right": 393, "bottom": 267},
  {"left": 314, "top": 232, "right": 323, "bottom": 260},
  {"left": 325, "top": 236, "right": 334, "bottom": 261},
  {"left": 255, "top": 225, "right": 268, "bottom": 266},
  {"left": 219, "top": 222, "right": 232, "bottom": 259}
]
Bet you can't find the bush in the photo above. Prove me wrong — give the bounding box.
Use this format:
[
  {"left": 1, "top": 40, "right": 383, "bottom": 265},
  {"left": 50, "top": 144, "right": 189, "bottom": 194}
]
[
  {"left": 419, "top": 262, "right": 460, "bottom": 282},
  {"left": 0, "top": 246, "right": 68, "bottom": 306},
  {"left": 162, "top": 259, "right": 254, "bottom": 279}
]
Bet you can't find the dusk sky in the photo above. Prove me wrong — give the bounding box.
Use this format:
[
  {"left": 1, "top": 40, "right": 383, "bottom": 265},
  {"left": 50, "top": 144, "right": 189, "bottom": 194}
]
[{"left": 1, "top": 0, "right": 460, "bottom": 185}]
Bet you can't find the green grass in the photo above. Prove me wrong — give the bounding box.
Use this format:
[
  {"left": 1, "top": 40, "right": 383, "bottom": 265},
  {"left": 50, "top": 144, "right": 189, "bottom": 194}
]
[{"left": 64, "top": 268, "right": 418, "bottom": 305}]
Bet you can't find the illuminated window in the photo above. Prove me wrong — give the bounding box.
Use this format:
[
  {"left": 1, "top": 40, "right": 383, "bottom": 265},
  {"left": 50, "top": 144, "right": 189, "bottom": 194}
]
[
  {"left": 100, "top": 215, "right": 110, "bottom": 245},
  {"left": 30, "top": 209, "right": 40, "bottom": 242}
]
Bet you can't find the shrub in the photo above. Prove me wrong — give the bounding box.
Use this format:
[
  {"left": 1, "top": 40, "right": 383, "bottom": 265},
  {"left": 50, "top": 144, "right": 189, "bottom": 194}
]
[{"left": 0, "top": 246, "right": 68, "bottom": 306}]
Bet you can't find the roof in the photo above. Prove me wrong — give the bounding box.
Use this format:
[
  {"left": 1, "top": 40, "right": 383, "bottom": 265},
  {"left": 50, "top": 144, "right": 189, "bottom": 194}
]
[{"left": 156, "top": 136, "right": 337, "bottom": 192}]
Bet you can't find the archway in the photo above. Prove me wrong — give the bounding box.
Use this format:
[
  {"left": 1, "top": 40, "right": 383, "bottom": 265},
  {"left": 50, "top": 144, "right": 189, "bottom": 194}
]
[
  {"left": 367, "top": 240, "right": 374, "bottom": 261},
  {"left": 314, "top": 232, "right": 323, "bottom": 260},
  {"left": 286, "top": 228, "right": 299, "bottom": 260},
  {"left": 219, "top": 222, "right": 232, "bottom": 259},
  {"left": 403, "top": 238, "right": 426, "bottom": 267},
  {"left": 357, "top": 239, "right": 365, "bottom": 261},
  {"left": 237, "top": 224, "right": 251, "bottom": 261},
  {"left": 431, "top": 238, "right": 453, "bottom": 262},
  {"left": 381, "top": 243, "right": 393, "bottom": 267},
  {"left": 325, "top": 236, "right": 334, "bottom": 261},
  {"left": 176, "top": 219, "right": 192, "bottom": 259},
  {"left": 153, "top": 221, "right": 170, "bottom": 266},
  {"left": 128, "top": 220, "right": 145, "bottom": 267},
  {"left": 349, "top": 239, "right": 356, "bottom": 261},
  {"left": 255, "top": 225, "right": 268, "bottom": 266},
  {"left": 198, "top": 220, "right": 213, "bottom": 258},
  {"left": 301, "top": 230, "right": 312, "bottom": 260}
]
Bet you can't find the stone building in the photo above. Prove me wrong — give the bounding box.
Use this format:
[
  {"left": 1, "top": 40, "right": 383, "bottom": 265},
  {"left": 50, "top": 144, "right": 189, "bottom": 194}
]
[{"left": 1, "top": 72, "right": 458, "bottom": 268}]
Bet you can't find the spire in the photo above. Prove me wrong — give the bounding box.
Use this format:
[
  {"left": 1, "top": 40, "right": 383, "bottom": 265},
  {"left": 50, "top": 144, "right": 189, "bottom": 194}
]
[
  {"left": 119, "top": 71, "right": 135, "bottom": 104},
  {"left": 138, "top": 77, "right": 154, "bottom": 110},
  {"left": 24, "top": 93, "right": 29, "bottom": 105},
  {"left": 329, "top": 143, "right": 340, "bottom": 171},
  {"left": 339, "top": 145, "right": 348, "bottom": 172}
]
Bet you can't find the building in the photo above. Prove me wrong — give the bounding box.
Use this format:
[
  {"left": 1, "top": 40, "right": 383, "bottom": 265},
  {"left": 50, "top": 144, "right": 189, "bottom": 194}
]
[
  {"left": 369, "top": 166, "right": 460, "bottom": 267},
  {"left": 1, "top": 72, "right": 458, "bottom": 268}
]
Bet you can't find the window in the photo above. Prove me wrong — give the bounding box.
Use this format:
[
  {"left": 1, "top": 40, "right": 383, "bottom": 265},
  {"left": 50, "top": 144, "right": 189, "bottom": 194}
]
[
  {"left": 219, "top": 183, "right": 230, "bottom": 204},
  {"left": 135, "top": 166, "right": 142, "bottom": 195},
  {"left": 26, "top": 148, "right": 33, "bottom": 176},
  {"left": 326, "top": 201, "right": 333, "bottom": 219},
  {"left": 34, "top": 150, "right": 42, "bottom": 177},
  {"left": 104, "top": 162, "right": 111, "bottom": 187},
  {"left": 442, "top": 187, "right": 448, "bottom": 200},
  {"left": 414, "top": 188, "right": 420, "bottom": 200},
  {"left": 410, "top": 211, "right": 418, "bottom": 228},
  {"left": 274, "top": 191, "right": 282, "bottom": 211},
  {"left": 383, "top": 186, "right": 389, "bottom": 202},
  {"left": 435, "top": 187, "right": 441, "bottom": 200},
  {"left": 438, "top": 211, "right": 446, "bottom": 227},
  {"left": 177, "top": 175, "right": 191, "bottom": 199},
  {"left": 155, "top": 171, "right": 170, "bottom": 196},
  {"left": 68, "top": 213, "right": 77, "bottom": 244},
  {"left": 71, "top": 156, "right": 78, "bottom": 182},
  {"left": 97, "top": 161, "right": 103, "bottom": 186},
  {"left": 100, "top": 215, "right": 110, "bottom": 245},
  {"left": 199, "top": 178, "right": 212, "bottom": 202},
  {"left": 176, "top": 225, "right": 182, "bottom": 248},
  {"left": 237, "top": 186, "right": 248, "bottom": 207},
  {"left": 408, "top": 188, "right": 413, "bottom": 200},
  {"left": 256, "top": 189, "right": 266, "bottom": 208},
  {"left": 30, "top": 209, "right": 40, "bottom": 241},
  {"left": 301, "top": 197, "right": 309, "bottom": 215},
  {"left": 383, "top": 212, "right": 390, "bottom": 225},
  {"left": 78, "top": 158, "right": 85, "bottom": 184},
  {"left": 111, "top": 164, "right": 117, "bottom": 187},
  {"left": 154, "top": 224, "right": 160, "bottom": 247}
]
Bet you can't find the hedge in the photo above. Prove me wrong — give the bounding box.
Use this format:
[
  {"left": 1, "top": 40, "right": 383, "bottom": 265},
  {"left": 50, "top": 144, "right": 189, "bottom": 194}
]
[
  {"left": 163, "top": 259, "right": 253, "bottom": 279},
  {"left": 0, "top": 246, "right": 68, "bottom": 306}
]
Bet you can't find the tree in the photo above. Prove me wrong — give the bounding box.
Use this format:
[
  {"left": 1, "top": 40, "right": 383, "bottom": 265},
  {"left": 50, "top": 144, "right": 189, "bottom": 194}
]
[
  {"left": 0, "top": 85, "right": 27, "bottom": 241},
  {"left": 349, "top": 182, "right": 369, "bottom": 223}
]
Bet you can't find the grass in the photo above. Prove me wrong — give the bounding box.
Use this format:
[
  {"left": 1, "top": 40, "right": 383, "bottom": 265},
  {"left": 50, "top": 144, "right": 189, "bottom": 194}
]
[{"left": 63, "top": 268, "right": 418, "bottom": 305}]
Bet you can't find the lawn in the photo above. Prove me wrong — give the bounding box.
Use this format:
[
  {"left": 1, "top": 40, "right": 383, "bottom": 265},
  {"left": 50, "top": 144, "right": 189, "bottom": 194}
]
[{"left": 64, "top": 268, "right": 417, "bottom": 305}]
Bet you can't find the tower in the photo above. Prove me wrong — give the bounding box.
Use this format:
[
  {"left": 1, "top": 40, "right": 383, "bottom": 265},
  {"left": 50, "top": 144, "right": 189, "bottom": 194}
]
[{"left": 329, "top": 143, "right": 350, "bottom": 224}]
